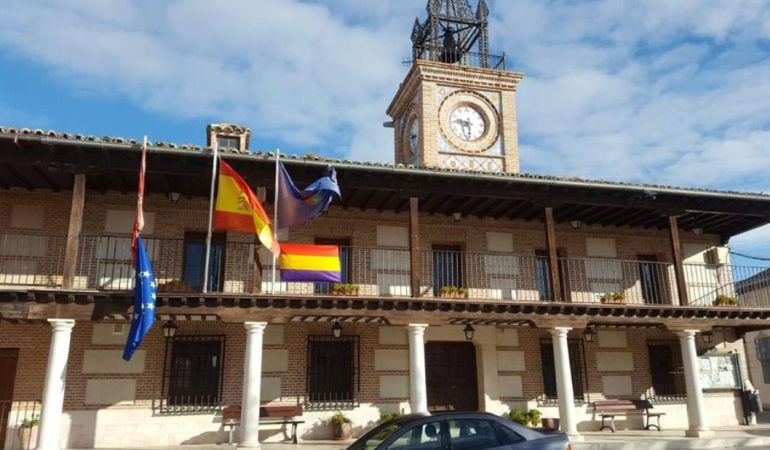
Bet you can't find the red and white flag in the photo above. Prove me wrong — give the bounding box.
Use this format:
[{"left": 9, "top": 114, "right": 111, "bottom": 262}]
[{"left": 131, "top": 136, "right": 148, "bottom": 263}]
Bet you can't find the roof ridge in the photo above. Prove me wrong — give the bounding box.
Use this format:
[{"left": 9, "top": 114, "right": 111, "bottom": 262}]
[{"left": 1, "top": 124, "right": 768, "bottom": 199}]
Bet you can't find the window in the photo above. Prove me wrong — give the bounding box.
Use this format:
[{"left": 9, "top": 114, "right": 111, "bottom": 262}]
[
  {"left": 756, "top": 335, "right": 770, "bottom": 384},
  {"left": 638, "top": 254, "right": 668, "bottom": 304},
  {"left": 447, "top": 419, "right": 522, "bottom": 450},
  {"left": 535, "top": 249, "right": 570, "bottom": 301},
  {"left": 433, "top": 244, "right": 463, "bottom": 295},
  {"left": 216, "top": 135, "right": 240, "bottom": 150},
  {"left": 540, "top": 338, "right": 587, "bottom": 404},
  {"left": 162, "top": 335, "right": 225, "bottom": 413},
  {"left": 387, "top": 421, "right": 445, "bottom": 450},
  {"left": 535, "top": 252, "right": 552, "bottom": 301},
  {"left": 647, "top": 340, "right": 687, "bottom": 400},
  {"left": 314, "top": 238, "right": 351, "bottom": 294},
  {"left": 307, "top": 335, "right": 359, "bottom": 408},
  {"left": 182, "top": 233, "right": 225, "bottom": 291}
]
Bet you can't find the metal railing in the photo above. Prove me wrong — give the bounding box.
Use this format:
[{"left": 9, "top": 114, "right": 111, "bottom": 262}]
[
  {"left": 262, "top": 246, "right": 411, "bottom": 297},
  {"left": 5, "top": 232, "right": 770, "bottom": 308},
  {"left": 0, "top": 400, "right": 41, "bottom": 450},
  {"left": 420, "top": 250, "right": 544, "bottom": 301},
  {"left": 559, "top": 257, "right": 678, "bottom": 305},
  {"left": 0, "top": 233, "right": 65, "bottom": 287},
  {"left": 412, "top": 45, "right": 506, "bottom": 70},
  {"left": 74, "top": 235, "right": 259, "bottom": 294}
]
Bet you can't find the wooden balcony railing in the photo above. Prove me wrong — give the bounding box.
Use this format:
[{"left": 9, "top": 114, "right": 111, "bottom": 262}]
[{"left": 2, "top": 233, "right": 769, "bottom": 309}]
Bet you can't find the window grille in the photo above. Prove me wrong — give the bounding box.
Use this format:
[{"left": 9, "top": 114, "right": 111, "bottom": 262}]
[
  {"left": 159, "top": 334, "right": 226, "bottom": 414},
  {"left": 646, "top": 339, "right": 687, "bottom": 402},
  {"left": 306, "top": 335, "right": 359, "bottom": 410},
  {"left": 539, "top": 338, "right": 588, "bottom": 406},
  {"left": 756, "top": 335, "right": 770, "bottom": 384}
]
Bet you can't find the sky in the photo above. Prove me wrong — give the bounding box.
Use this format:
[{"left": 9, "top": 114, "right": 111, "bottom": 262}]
[{"left": 1, "top": 0, "right": 769, "bottom": 262}]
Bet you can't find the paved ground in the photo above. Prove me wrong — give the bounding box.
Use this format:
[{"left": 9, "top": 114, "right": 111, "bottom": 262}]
[{"left": 66, "top": 423, "right": 770, "bottom": 450}]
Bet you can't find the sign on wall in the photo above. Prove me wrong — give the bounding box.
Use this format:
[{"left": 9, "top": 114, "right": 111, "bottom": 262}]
[{"left": 699, "top": 353, "right": 741, "bottom": 390}]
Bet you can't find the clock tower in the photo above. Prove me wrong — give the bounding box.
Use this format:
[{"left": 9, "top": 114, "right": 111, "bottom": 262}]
[{"left": 386, "top": 0, "right": 524, "bottom": 173}]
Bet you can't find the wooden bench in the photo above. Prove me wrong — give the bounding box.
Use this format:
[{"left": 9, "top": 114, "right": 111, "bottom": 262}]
[
  {"left": 592, "top": 399, "right": 664, "bottom": 432},
  {"left": 222, "top": 405, "right": 305, "bottom": 444}
]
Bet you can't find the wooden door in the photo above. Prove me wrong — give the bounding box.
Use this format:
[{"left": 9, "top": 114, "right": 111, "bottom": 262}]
[
  {"left": 0, "top": 348, "right": 19, "bottom": 447},
  {"left": 426, "top": 342, "right": 478, "bottom": 412}
]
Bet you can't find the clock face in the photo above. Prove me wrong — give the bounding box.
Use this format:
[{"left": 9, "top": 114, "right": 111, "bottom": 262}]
[
  {"left": 409, "top": 119, "right": 419, "bottom": 154},
  {"left": 450, "top": 106, "right": 485, "bottom": 142}
]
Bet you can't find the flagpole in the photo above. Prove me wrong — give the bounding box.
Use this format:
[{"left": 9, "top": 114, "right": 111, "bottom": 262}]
[
  {"left": 271, "top": 149, "right": 280, "bottom": 294},
  {"left": 202, "top": 141, "right": 219, "bottom": 293}
]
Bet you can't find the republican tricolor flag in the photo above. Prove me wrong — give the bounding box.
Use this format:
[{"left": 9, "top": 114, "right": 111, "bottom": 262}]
[{"left": 278, "top": 243, "right": 341, "bottom": 283}]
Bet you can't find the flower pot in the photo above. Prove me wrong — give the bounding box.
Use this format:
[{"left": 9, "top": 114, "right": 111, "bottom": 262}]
[
  {"left": 18, "top": 425, "right": 38, "bottom": 449},
  {"left": 332, "top": 421, "right": 353, "bottom": 440},
  {"left": 541, "top": 418, "right": 559, "bottom": 431}
]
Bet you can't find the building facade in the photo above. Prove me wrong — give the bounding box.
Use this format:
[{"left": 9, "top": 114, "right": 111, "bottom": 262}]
[{"left": 3, "top": 1, "right": 770, "bottom": 449}]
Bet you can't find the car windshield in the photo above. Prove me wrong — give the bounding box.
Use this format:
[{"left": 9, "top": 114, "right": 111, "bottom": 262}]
[{"left": 347, "top": 422, "right": 403, "bottom": 450}]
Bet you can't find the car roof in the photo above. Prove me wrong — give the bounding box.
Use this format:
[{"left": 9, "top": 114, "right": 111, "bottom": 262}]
[{"left": 389, "top": 411, "right": 506, "bottom": 424}]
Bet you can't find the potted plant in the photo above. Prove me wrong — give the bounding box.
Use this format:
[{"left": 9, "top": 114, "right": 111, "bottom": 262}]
[
  {"left": 713, "top": 294, "right": 739, "bottom": 307},
  {"left": 158, "top": 279, "right": 192, "bottom": 293},
  {"left": 440, "top": 286, "right": 468, "bottom": 299},
  {"left": 541, "top": 417, "right": 560, "bottom": 431},
  {"left": 329, "top": 411, "right": 353, "bottom": 440},
  {"left": 18, "top": 415, "right": 40, "bottom": 449},
  {"left": 331, "top": 283, "right": 359, "bottom": 296},
  {"left": 506, "top": 409, "right": 529, "bottom": 426},
  {"left": 378, "top": 412, "right": 401, "bottom": 424},
  {"left": 506, "top": 409, "right": 542, "bottom": 427},
  {"left": 527, "top": 409, "right": 542, "bottom": 427},
  {"left": 600, "top": 291, "right": 626, "bottom": 304}
]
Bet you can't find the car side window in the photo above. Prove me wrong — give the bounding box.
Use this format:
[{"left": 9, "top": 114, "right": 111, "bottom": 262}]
[
  {"left": 386, "top": 421, "right": 444, "bottom": 450},
  {"left": 492, "top": 421, "right": 526, "bottom": 445},
  {"left": 448, "top": 419, "right": 511, "bottom": 450}
]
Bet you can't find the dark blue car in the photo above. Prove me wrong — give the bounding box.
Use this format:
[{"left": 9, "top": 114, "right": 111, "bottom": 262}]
[{"left": 346, "top": 412, "right": 571, "bottom": 450}]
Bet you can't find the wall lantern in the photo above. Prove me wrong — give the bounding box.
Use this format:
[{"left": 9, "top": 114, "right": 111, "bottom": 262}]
[
  {"left": 569, "top": 220, "right": 582, "bottom": 230},
  {"left": 702, "top": 331, "right": 714, "bottom": 345},
  {"left": 162, "top": 320, "right": 178, "bottom": 339},
  {"left": 693, "top": 227, "right": 703, "bottom": 236},
  {"left": 583, "top": 327, "right": 595, "bottom": 342},
  {"left": 168, "top": 192, "right": 182, "bottom": 204},
  {"left": 331, "top": 321, "right": 343, "bottom": 339},
  {"left": 463, "top": 324, "right": 476, "bottom": 341}
]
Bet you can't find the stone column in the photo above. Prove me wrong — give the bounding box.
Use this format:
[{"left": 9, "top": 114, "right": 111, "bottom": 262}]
[
  {"left": 408, "top": 324, "right": 429, "bottom": 414},
  {"left": 550, "top": 327, "right": 579, "bottom": 438},
  {"left": 36, "top": 319, "right": 76, "bottom": 450},
  {"left": 678, "top": 330, "right": 713, "bottom": 437},
  {"left": 240, "top": 322, "right": 267, "bottom": 448}
]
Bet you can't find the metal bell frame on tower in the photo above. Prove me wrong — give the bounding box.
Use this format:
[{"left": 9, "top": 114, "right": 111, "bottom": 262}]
[{"left": 410, "top": 0, "right": 504, "bottom": 70}]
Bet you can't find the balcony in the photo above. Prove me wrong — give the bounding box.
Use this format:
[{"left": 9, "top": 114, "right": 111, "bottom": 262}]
[
  {"left": 1, "top": 233, "right": 768, "bottom": 309},
  {"left": 411, "top": 45, "right": 506, "bottom": 70}
]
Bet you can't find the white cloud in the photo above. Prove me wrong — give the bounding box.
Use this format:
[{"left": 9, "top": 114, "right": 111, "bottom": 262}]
[{"left": 0, "top": 0, "right": 769, "bottom": 195}]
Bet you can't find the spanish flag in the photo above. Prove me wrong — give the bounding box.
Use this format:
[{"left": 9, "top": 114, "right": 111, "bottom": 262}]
[
  {"left": 278, "top": 243, "right": 341, "bottom": 282},
  {"left": 213, "top": 160, "right": 279, "bottom": 255}
]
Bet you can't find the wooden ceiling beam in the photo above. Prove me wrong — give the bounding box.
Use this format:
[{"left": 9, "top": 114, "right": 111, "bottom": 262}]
[
  {"left": 2, "top": 164, "right": 34, "bottom": 190},
  {"left": 506, "top": 201, "right": 535, "bottom": 220},
  {"left": 376, "top": 191, "right": 398, "bottom": 212},
  {"left": 32, "top": 166, "right": 61, "bottom": 192}
]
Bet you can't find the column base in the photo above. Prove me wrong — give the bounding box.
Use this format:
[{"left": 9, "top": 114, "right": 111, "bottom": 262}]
[
  {"left": 566, "top": 433, "right": 584, "bottom": 442},
  {"left": 685, "top": 429, "right": 714, "bottom": 438},
  {"left": 237, "top": 444, "right": 261, "bottom": 449}
]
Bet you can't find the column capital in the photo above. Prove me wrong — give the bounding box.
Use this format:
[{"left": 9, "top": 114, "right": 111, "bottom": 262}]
[
  {"left": 548, "top": 327, "right": 572, "bottom": 337},
  {"left": 676, "top": 330, "right": 700, "bottom": 339},
  {"left": 407, "top": 324, "right": 429, "bottom": 334},
  {"left": 244, "top": 322, "right": 268, "bottom": 333},
  {"left": 47, "top": 318, "right": 76, "bottom": 332}
]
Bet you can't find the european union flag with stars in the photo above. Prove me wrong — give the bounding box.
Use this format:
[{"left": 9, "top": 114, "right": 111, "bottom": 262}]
[{"left": 123, "top": 236, "right": 156, "bottom": 361}]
